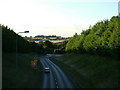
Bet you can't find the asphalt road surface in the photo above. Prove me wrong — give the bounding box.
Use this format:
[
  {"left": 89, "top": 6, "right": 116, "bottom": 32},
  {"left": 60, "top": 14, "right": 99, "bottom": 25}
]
[{"left": 39, "top": 55, "right": 75, "bottom": 88}]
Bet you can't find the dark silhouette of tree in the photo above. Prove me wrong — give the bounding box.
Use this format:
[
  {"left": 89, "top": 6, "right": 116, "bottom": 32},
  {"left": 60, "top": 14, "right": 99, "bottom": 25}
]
[{"left": 1, "top": 25, "right": 44, "bottom": 53}]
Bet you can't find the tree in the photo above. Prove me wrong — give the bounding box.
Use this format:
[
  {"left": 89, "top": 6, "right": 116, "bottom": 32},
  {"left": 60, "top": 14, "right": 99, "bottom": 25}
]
[
  {"left": 43, "top": 40, "right": 54, "bottom": 54},
  {"left": 2, "top": 25, "right": 44, "bottom": 53},
  {"left": 65, "top": 15, "right": 120, "bottom": 58}
]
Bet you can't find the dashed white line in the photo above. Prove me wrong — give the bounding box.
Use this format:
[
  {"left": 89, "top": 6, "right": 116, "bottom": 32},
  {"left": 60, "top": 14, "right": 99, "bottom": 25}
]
[{"left": 54, "top": 78, "right": 59, "bottom": 88}]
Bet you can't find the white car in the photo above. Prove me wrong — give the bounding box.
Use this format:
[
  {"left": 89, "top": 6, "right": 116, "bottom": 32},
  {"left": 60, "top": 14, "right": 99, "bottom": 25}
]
[{"left": 44, "top": 67, "right": 50, "bottom": 73}]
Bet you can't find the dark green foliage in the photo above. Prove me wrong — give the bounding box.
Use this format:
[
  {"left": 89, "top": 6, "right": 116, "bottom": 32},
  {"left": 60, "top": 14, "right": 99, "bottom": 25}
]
[
  {"left": 1, "top": 24, "right": 68, "bottom": 54},
  {"left": 44, "top": 40, "right": 54, "bottom": 49},
  {"left": 2, "top": 25, "right": 16, "bottom": 52},
  {"left": 36, "top": 44, "right": 45, "bottom": 54},
  {"left": 1, "top": 25, "right": 44, "bottom": 53},
  {"left": 66, "top": 33, "right": 80, "bottom": 53},
  {"left": 37, "top": 40, "right": 68, "bottom": 54},
  {"left": 2, "top": 53, "right": 42, "bottom": 88},
  {"left": 51, "top": 53, "right": 118, "bottom": 88},
  {"left": 65, "top": 16, "right": 120, "bottom": 59},
  {"left": 43, "top": 40, "right": 54, "bottom": 54},
  {"left": 53, "top": 40, "right": 68, "bottom": 54}
]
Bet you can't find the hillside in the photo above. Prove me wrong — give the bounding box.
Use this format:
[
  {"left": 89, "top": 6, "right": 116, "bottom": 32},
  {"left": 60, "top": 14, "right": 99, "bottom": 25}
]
[
  {"left": 50, "top": 15, "right": 119, "bottom": 88},
  {"left": 1, "top": 25, "right": 43, "bottom": 88},
  {"left": 2, "top": 53, "right": 42, "bottom": 88},
  {"left": 51, "top": 53, "right": 119, "bottom": 88}
]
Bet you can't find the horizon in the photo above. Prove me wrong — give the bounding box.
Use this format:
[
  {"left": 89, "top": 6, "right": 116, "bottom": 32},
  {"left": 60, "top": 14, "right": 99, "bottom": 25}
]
[
  {"left": 25, "top": 34, "right": 71, "bottom": 38},
  {"left": 0, "top": 0, "right": 119, "bottom": 37}
]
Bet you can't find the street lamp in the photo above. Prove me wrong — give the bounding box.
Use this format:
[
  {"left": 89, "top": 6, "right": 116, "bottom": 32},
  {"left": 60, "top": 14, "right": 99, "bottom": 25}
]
[
  {"left": 18, "top": 31, "right": 29, "bottom": 33},
  {"left": 16, "top": 31, "right": 29, "bottom": 69}
]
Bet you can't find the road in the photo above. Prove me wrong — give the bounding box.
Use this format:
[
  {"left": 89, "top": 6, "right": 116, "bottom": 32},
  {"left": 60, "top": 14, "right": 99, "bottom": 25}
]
[{"left": 39, "top": 55, "right": 75, "bottom": 88}]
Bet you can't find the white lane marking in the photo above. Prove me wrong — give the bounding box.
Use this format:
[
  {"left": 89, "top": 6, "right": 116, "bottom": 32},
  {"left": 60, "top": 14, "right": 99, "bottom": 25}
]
[{"left": 54, "top": 78, "right": 59, "bottom": 88}]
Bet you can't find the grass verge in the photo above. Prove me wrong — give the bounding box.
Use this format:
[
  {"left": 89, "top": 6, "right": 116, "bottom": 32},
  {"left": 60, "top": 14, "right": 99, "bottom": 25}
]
[
  {"left": 50, "top": 53, "right": 119, "bottom": 88},
  {"left": 2, "top": 53, "right": 43, "bottom": 88}
]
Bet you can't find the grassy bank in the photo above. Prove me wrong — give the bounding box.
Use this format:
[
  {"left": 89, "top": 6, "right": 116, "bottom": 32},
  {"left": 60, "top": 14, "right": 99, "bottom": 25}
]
[
  {"left": 2, "top": 53, "right": 43, "bottom": 88},
  {"left": 50, "top": 53, "right": 119, "bottom": 88}
]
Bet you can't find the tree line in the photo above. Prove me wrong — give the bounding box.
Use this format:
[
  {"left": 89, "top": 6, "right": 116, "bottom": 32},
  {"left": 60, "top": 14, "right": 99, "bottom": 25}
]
[
  {"left": 1, "top": 24, "right": 67, "bottom": 54},
  {"left": 2, "top": 25, "right": 42, "bottom": 53},
  {"left": 37, "top": 40, "right": 68, "bottom": 54},
  {"left": 65, "top": 16, "right": 120, "bottom": 59},
  {"left": 2, "top": 16, "right": 118, "bottom": 56}
]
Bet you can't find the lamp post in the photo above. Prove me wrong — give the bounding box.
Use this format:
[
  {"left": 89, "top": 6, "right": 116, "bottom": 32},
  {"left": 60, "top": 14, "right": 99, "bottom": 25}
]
[{"left": 16, "top": 31, "right": 29, "bottom": 69}]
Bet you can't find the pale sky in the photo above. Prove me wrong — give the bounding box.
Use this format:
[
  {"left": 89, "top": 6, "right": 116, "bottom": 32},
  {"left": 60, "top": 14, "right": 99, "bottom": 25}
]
[{"left": 0, "top": 0, "right": 119, "bottom": 37}]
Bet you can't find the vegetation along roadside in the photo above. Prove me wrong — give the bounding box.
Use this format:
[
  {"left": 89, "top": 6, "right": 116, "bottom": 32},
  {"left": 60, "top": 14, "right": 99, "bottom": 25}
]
[
  {"left": 50, "top": 15, "right": 119, "bottom": 88},
  {"left": 50, "top": 53, "right": 119, "bottom": 88},
  {"left": 2, "top": 53, "right": 43, "bottom": 88}
]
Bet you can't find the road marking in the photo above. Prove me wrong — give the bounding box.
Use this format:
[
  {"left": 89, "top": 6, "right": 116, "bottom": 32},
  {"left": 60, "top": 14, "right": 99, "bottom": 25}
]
[{"left": 54, "top": 78, "right": 59, "bottom": 88}]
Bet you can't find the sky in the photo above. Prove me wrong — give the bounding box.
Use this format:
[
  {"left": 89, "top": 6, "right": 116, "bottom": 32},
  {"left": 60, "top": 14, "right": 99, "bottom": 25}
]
[{"left": 0, "top": 0, "right": 119, "bottom": 37}]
